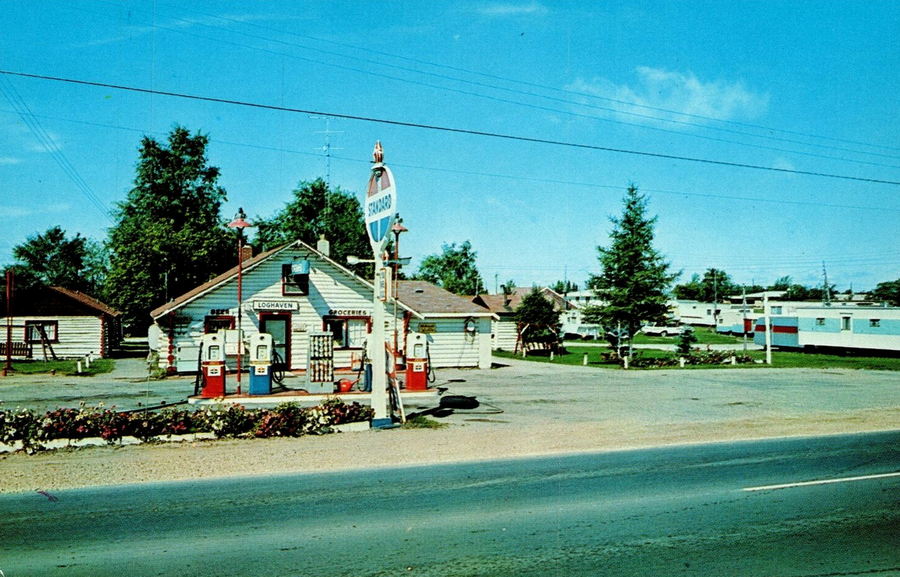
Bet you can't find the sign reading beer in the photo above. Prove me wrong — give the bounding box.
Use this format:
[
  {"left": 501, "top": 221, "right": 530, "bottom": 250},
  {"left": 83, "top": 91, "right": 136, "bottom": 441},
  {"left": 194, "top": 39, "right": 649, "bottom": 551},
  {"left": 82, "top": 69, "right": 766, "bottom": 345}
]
[{"left": 365, "top": 141, "right": 396, "bottom": 252}]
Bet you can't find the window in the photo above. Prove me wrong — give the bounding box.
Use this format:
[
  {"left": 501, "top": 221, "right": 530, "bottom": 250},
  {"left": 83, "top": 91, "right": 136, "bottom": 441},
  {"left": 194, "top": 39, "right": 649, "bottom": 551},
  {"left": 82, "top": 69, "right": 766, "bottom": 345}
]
[
  {"left": 771, "top": 306, "right": 783, "bottom": 315},
  {"left": 204, "top": 315, "right": 234, "bottom": 334},
  {"left": 282, "top": 261, "right": 310, "bottom": 296},
  {"left": 841, "top": 316, "right": 851, "bottom": 331},
  {"left": 25, "top": 321, "right": 58, "bottom": 343},
  {"left": 870, "top": 319, "right": 881, "bottom": 328},
  {"left": 324, "top": 316, "right": 368, "bottom": 349},
  {"left": 815, "top": 318, "right": 825, "bottom": 326}
]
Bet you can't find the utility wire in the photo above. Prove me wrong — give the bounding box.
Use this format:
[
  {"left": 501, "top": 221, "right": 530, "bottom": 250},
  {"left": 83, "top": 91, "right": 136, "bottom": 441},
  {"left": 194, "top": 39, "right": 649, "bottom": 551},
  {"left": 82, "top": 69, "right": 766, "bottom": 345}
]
[
  {"left": 6, "top": 105, "right": 897, "bottom": 215},
  {"left": 80, "top": 1, "right": 899, "bottom": 168},
  {"left": 0, "top": 77, "right": 111, "bottom": 220},
  {"left": 1, "top": 69, "right": 898, "bottom": 187},
  {"left": 152, "top": 0, "right": 900, "bottom": 156}
]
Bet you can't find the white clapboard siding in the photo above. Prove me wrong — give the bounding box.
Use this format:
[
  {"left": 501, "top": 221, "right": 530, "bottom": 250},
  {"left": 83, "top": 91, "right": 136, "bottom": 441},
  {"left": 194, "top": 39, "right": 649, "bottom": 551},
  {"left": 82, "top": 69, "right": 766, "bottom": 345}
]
[
  {"left": 492, "top": 318, "right": 519, "bottom": 351},
  {"left": 158, "top": 246, "right": 374, "bottom": 372},
  {"left": 13, "top": 315, "right": 104, "bottom": 359},
  {"left": 409, "top": 317, "right": 491, "bottom": 369}
]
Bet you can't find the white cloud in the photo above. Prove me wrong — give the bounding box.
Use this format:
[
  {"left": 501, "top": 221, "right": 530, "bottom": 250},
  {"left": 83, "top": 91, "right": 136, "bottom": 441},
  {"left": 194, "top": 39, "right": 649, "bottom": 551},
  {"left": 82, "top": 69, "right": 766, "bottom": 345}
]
[
  {"left": 0, "top": 156, "right": 22, "bottom": 165},
  {"left": 569, "top": 66, "right": 769, "bottom": 126},
  {"left": 476, "top": 1, "right": 548, "bottom": 16},
  {"left": 0, "top": 203, "right": 71, "bottom": 218}
]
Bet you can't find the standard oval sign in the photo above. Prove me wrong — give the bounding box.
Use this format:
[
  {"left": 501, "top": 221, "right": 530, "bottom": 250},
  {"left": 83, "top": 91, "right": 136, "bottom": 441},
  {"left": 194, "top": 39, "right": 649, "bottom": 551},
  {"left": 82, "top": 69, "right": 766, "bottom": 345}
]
[{"left": 365, "top": 163, "right": 396, "bottom": 252}]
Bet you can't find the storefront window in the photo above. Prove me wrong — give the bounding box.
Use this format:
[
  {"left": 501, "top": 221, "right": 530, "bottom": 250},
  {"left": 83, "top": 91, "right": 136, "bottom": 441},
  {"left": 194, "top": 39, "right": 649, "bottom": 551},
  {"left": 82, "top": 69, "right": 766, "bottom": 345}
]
[
  {"left": 324, "top": 316, "right": 368, "bottom": 349},
  {"left": 204, "top": 315, "right": 235, "bottom": 333}
]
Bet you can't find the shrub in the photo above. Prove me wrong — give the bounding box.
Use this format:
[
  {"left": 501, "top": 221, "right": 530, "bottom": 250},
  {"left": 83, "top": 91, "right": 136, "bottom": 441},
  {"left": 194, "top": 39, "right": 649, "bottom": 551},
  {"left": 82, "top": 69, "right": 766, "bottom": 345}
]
[
  {"left": 253, "top": 403, "right": 310, "bottom": 438},
  {"left": 318, "top": 397, "right": 375, "bottom": 426},
  {"left": 197, "top": 405, "right": 258, "bottom": 438}
]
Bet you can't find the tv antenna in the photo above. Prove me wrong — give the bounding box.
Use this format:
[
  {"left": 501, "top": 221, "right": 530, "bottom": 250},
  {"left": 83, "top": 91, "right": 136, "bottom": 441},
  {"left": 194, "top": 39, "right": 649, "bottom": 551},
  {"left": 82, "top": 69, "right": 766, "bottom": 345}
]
[{"left": 310, "top": 116, "right": 343, "bottom": 185}]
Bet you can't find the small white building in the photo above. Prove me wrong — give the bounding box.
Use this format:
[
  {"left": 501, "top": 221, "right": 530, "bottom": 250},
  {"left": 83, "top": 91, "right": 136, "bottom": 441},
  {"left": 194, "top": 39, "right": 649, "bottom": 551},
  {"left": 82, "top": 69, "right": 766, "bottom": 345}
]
[
  {"left": 670, "top": 300, "right": 717, "bottom": 326},
  {"left": 1, "top": 285, "right": 122, "bottom": 360},
  {"left": 472, "top": 287, "right": 573, "bottom": 351},
  {"left": 149, "top": 241, "right": 494, "bottom": 374},
  {"left": 795, "top": 305, "right": 900, "bottom": 352}
]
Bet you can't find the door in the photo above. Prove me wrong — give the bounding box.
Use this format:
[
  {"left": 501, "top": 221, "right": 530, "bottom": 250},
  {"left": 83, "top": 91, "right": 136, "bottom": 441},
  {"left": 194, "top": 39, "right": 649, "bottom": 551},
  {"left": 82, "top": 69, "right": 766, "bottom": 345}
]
[{"left": 260, "top": 313, "right": 291, "bottom": 369}]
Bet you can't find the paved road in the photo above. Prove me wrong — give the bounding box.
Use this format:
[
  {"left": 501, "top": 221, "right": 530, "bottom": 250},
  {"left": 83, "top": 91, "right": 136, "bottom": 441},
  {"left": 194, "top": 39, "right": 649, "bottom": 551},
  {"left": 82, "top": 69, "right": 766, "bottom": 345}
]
[{"left": 2, "top": 431, "right": 898, "bottom": 577}]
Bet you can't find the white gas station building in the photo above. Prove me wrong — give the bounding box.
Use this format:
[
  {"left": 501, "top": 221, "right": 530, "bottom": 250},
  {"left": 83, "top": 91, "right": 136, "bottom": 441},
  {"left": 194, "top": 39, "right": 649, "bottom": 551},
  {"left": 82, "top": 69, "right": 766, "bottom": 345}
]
[{"left": 148, "top": 239, "right": 494, "bottom": 377}]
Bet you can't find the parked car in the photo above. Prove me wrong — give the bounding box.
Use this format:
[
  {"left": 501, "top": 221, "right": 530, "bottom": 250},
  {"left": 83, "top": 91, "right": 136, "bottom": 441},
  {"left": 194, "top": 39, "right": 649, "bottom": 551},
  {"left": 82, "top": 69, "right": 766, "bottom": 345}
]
[{"left": 640, "top": 323, "right": 685, "bottom": 337}]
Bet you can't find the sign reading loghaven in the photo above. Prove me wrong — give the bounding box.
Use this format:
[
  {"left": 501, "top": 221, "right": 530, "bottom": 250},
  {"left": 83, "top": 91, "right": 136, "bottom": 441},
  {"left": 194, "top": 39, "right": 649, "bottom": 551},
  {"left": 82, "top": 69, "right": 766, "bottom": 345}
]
[{"left": 253, "top": 300, "right": 299, "bottom": 311}]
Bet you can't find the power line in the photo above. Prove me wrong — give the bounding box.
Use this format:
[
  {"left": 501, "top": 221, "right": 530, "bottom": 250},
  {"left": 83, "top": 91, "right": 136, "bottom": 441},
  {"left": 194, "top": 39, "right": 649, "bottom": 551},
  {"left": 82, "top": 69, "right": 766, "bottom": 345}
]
[
  {"left": 82, "top": 0, "right": 899, "bottom": 169},
  {"left": 0, "top": 77, "right": 111, "bottom": 221},
  {"left": 5, "top": 105, "right": 897, "bottom": 215},
  {"left": 153, "top": 0, "right": 900, "bottom": 157},
  {"left": 2, "top": 69, "right": 898, "bottom": 187}
]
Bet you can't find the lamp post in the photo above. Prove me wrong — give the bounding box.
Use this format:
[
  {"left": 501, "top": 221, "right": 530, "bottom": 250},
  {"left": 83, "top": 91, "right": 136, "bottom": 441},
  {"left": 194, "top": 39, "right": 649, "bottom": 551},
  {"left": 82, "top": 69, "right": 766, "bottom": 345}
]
[
  {"left": 228, "top": 207, "right": 252, "bottom": 394},
  {"left": 3, "top": 269, "right": 12, "bottom": 376},
  {"left": 391, "top": 217, "right": 408, "bottom": 368}
]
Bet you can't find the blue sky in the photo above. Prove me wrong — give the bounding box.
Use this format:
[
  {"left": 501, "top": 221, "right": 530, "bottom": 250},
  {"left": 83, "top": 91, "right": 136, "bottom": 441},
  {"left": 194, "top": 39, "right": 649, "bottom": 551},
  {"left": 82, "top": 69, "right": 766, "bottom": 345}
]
[{"left": 1, "top": 1, "right": 898, "bottom": 294}]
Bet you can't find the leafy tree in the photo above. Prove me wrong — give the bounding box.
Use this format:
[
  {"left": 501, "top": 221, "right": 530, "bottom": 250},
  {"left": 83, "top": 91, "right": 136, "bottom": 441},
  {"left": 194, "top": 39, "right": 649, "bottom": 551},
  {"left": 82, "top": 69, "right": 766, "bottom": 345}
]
[
  {"left": 588, "top": 185, "right": 677, "bottom": 354},
  {"left": 105, "top": 126, "right": 233, "bottom": 331},
  {"left": 414, "top": 240, "right": 485, "bottom": 295},
  {"left": 781, "top": 283, "right": 836, "bottom": 301},
  {"left": 10, "top": 226, "right": 106, "bottom": 293},
  {"left": 550, "top": 280, "right": 578, "bottom": 294},
  {"left": 674, "top": 268, "right": 738, "bottom": 302},
  {"left": 870, "top": 279, "right": 900, "bottom": 306},
  {"left": 514, "top": 287, "right": 561, "bottom": 350},
  {"left": 769, "top": 276, "right": 793, "bottom": 291},
  {"left": 253, "top": 178, "right": 370, "bottom": 272}
]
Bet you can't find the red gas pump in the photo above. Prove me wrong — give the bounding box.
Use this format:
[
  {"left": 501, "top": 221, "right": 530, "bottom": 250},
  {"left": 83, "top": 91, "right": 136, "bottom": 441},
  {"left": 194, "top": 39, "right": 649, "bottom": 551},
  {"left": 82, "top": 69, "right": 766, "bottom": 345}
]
[
  {"left": 405, "top": 332, "right": 428, "bottom": 390},
  {"left": 200, "top": 333, "right": 226, "bottom": 398}
]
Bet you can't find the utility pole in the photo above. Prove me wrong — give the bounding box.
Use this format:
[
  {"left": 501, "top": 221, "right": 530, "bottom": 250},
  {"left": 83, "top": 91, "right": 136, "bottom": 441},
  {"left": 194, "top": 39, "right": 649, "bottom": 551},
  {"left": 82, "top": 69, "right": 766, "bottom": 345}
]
[
  {"left": 822, "top": 261, "right": 832, "bottom": 306},
  {"left": 764, "top": 291, "right": 773, "bottom": 365}
]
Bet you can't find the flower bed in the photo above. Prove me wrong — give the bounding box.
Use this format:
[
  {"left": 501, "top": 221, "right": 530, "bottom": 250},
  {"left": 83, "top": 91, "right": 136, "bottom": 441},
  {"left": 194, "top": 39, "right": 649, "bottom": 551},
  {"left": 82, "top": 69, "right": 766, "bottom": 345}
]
[{"left": 0, "top": 398, "right": 374, "bottom": 454}]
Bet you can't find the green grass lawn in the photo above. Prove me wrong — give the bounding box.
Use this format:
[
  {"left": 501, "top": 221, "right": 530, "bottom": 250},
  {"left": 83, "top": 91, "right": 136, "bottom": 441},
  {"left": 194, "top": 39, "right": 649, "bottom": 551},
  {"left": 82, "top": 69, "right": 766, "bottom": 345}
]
[
  {"left": 4, "top": 358, "right": 115, "bottom": 376},
  {"left": 631, "top": 326, "right": 745, "bottom": 345},
  {"left": 497, "top": 345, "right": 900, "bottom": 371}
]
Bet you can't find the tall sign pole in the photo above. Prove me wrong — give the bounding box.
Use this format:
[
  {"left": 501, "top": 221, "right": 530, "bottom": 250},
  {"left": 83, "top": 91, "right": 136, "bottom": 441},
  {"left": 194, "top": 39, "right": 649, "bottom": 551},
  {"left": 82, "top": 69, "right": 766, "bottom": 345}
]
[{"left": 364, "top": 141, "right": 397, "bottom": 426}]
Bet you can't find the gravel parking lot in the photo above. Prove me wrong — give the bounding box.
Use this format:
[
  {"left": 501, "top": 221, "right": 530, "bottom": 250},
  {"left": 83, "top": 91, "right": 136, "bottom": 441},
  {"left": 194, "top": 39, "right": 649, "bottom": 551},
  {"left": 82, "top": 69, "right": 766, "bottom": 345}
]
[{"left": 1, "top": 357, "right": 897, "bottom": 493}]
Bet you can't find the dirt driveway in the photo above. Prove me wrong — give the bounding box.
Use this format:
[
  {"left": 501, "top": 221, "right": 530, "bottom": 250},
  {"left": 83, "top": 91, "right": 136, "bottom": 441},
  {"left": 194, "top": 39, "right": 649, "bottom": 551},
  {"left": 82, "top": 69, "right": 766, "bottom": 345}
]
[{"left": 1, "top": 358, "right": 897, "bottom": 493}]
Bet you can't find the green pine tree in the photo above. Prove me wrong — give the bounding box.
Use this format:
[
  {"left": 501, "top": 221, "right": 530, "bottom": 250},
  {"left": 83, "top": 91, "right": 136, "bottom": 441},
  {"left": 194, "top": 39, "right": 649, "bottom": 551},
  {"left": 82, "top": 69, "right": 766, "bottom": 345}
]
[{"left": 588, "top": 185, "right": 677, "bottom": 355}]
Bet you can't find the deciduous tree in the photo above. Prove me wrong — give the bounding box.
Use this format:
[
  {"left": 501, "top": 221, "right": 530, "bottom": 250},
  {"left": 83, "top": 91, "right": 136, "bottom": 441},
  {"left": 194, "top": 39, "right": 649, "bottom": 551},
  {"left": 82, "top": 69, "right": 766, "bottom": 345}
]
[
  {"left": 253, "top": 178, "right": 369, "bottom": 271},
  {"left": 414, "top": 240, "right": 485, "bottom": 295},
  {"left": 870, "top": 278, "right": 900, "bottom": 306},
  {"left": 105, "top": 126, "right": 233, "bottom": 331},
  {"left": 514, "top": 287, "right": 562, "bottom": 351},
  {"left": 11, "top": 226, "right": 106, "bottom": 294}
]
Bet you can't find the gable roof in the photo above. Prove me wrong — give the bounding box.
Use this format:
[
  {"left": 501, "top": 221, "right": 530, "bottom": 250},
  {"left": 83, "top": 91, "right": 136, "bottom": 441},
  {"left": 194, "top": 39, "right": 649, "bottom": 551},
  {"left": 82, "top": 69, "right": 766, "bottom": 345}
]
[
  {"left": 473, "top": 286, "right": 573, "bottom": 315},
  {"left": 11, "top": 285, "right": 120, "bottom": 318},
  {"left": 150, "top": 241, "right": 382, "bottom": 319},
  {"left": 396, "top": 281, "right": 495, "bottom": 318},
  {"left": 150, "top": 242, "right": 482, "bottom": 321}
]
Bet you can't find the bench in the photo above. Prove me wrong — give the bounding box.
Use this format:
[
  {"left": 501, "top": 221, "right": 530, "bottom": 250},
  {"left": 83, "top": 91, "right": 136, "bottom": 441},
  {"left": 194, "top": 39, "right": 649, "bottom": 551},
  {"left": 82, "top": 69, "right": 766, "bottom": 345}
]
[{"left": 0, "top": 341, "right": 32, "bottom": 358}]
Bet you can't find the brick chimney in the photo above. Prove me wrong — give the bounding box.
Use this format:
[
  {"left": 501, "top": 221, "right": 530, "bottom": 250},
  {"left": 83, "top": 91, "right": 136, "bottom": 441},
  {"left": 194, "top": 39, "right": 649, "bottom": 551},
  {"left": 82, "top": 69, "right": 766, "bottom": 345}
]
[{"left": 240, "top": 245, "right": 253, "bottom": 263}]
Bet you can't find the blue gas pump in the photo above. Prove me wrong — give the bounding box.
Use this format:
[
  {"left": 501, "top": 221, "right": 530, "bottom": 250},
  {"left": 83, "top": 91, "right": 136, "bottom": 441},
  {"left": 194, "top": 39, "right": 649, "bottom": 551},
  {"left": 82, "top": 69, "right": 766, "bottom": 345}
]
[{"left": 248, "top": 333, "right": 273, "bottom": 395}]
